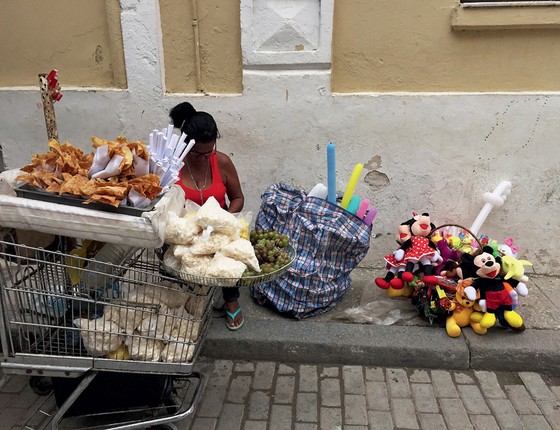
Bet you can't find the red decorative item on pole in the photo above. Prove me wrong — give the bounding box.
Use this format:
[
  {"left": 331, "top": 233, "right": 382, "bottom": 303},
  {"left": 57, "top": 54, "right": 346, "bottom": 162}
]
[{"left": 39, "top": 69, "right": 63, "bottom": 141}]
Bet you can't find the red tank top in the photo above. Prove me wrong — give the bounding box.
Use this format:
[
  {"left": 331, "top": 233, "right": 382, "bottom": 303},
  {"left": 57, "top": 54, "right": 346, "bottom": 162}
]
[{"left": 176, "top": 152, "right": 227, "bottom": 208}]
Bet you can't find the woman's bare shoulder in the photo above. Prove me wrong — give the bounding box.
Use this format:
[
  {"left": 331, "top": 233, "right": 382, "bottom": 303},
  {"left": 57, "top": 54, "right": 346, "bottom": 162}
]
[{"left": 216, "top": 150, "right": 236, "bottom": 169}]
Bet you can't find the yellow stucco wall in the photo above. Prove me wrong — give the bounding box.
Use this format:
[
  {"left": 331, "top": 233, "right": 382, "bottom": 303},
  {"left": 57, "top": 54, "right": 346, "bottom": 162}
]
[
  {"left": 332, "top": 0, "right": 560, "bottom": 92},
  {"left": 160, "top": 0, "right": 243, "bottom": 94},
  {"left": 0, "top": 0, "right": 126, "bottom": 88}
]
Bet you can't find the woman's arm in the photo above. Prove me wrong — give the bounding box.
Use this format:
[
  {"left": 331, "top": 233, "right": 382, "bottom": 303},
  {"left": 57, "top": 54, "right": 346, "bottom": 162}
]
[{"left": 218, "top": 153, "right": 244, "bottom": 213}]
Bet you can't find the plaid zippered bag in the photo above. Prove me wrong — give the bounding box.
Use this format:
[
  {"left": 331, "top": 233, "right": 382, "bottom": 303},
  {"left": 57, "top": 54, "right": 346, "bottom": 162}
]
[{"left": 252, "top": 183, "right": 371, "bottom": 319}]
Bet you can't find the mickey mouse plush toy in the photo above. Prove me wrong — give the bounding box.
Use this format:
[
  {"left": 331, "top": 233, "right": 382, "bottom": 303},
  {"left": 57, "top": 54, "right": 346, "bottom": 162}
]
[{"left": 458, "top": 246, "right": 524, "bottom": 331}]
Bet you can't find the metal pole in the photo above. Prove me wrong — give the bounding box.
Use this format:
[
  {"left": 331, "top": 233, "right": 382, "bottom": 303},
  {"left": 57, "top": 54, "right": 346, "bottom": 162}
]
[{"left": 38, "top": 74, "right": 58, "bottom": 141}]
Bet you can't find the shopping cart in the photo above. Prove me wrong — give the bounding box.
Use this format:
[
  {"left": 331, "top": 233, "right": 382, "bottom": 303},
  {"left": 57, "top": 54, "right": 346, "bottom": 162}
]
[{"left": 0, "top": 234, "right": 218, "bottom": 430}]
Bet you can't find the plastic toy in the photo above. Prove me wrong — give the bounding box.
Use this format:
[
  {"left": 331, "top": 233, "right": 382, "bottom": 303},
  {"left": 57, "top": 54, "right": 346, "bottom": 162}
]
[{"left": 469, "top": 181, "right": 512, "bottom": 236}]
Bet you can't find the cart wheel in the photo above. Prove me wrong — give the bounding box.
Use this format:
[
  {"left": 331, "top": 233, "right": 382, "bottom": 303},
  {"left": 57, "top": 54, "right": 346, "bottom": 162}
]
[{"left": 29, "top": 376, "right": 53, "bottom": 395}]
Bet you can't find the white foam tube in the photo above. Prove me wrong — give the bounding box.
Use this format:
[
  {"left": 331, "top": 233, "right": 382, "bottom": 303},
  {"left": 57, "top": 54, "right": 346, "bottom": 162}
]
[
  {"left": 179, "top": 139, "right": 196, "bottom": 161},
  {"left": 166, "top": 123, "right": 174, "bottom": 145},
  {"left": 165, "top": 134, "right": 179, "bottom": 159},
  {"left": 172, "top": 133, "right": 188, "bottom": 158},
  {"left": 469, "top": 180, "right": 512, "bottom": 236}
]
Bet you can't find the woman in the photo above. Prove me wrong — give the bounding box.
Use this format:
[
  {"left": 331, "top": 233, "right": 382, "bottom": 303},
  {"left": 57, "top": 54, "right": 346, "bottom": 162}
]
[{"left": 170, "top": 102, "right": 245, "bottom": 330}]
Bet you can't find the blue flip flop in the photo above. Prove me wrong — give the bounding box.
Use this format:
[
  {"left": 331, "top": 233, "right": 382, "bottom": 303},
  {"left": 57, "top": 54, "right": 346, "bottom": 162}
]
[{"left": 225, "top": 307, "right": 244, "bottom": 331}]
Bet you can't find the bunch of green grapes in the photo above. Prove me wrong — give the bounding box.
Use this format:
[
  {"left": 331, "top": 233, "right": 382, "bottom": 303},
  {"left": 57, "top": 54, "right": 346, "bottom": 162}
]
[
  {"left": 245, "top": 229, "right": 292, "bottom": 274},
  {"left": 250, "top": 230, "right": 290, "bottom": 248}
]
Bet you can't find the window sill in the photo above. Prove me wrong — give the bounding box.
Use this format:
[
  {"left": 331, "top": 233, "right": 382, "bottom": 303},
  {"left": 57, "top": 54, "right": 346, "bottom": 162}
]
[{"left": 451, "top": 5, "right": 560, "bottom": 30}]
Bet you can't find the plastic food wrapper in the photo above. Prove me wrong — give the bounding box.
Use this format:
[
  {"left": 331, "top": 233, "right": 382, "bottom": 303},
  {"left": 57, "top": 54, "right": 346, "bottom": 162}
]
[
  {"left": 182, "top": 199, "right": 201, "bottom": 218},
  {"left": 190, "top": 231, "right": 232, "bottom": 255},
  {"left": 205, "top": 252, "right": 247, "bottom": 285},
  {"left": 127, "top": 283, "right": 187, "bottom": 310},
  {"left": 168, "top": 307, "right": 201, "bottom": 342},
  {"left": 196, "top": 196, "right": 242, "bottom": 235},
  {"left": 180, "top": 251, "right": 213, "bottom": 276},
  {"left": 124, "top": 332, "right": 164, "bottom": 362},
  {"left": 161, "top": 340, "right": 194, "bottom": 363},
  {"left": 184, "top": 294, "right": 206, "bottom": 319},
  {"left": 163, "top": 247, "right": 183, "bottom": 271},
  {"left": 73, "top": 317, "right": 124, "bottom": 357},
  {"left": 335, "top": 300, "right": 420, "bottom": 326},
  {"left": 220, "top": 238, "right": 261, "bottom": 272},
  {"left": 165, "top": 212, "right": 202, "bottom": 245},
  {"left": 138, "top": 309, "right": 175, "bottom": 341},
  {"left": 103, "top": 303, "right": 152, "bottom": 334}
]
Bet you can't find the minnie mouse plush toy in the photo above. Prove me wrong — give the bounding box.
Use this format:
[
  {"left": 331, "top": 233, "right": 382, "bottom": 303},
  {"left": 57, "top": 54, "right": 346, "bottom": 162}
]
[{"left": 395, "top": 212, "right": 438, "bottom": 283}]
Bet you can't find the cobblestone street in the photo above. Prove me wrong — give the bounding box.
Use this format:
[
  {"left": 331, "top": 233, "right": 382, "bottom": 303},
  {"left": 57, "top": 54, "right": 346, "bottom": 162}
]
[
  {"left": 187, "top": 359, "right": 560, "bottom": 430},
  {"left": 2, "top": 359, "right": 560, "bottom": 429}
]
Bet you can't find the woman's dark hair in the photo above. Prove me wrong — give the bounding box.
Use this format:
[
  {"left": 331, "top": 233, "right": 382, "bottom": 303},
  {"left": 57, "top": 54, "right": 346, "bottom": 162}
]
[{"left": 169, "top": 102, "right": 219, "bottom": 143}]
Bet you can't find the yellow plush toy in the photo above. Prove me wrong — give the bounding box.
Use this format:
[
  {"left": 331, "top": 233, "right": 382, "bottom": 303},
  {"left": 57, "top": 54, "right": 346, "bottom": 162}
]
[{"left": 446, "top": 280, "right": 487, "bottom": 338}]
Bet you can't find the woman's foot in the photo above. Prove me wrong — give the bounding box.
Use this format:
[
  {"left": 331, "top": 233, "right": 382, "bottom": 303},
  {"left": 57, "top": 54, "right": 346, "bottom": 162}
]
[{"left": 225, "top": 300, "right": 244, "bottom": 330}]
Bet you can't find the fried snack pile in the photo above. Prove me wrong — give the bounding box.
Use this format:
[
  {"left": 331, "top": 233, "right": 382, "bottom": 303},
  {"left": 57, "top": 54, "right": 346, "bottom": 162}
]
[{"left": 16, "top": 137, "right": 162, "bottom": 208}]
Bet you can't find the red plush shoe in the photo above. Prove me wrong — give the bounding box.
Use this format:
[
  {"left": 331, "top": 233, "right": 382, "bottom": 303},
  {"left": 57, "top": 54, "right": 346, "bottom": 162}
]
[
  {"left": 389, "top": 278, "right": 404, "bottom": 289},
  {"left": 422, "top": 275, "right": 439, "bottom": 285},
  {"left": 401, "top": 272, "right": 414, "bottom": 283},
  {"left": 375, "top": 278, "right": 390, "bottom": 289}
]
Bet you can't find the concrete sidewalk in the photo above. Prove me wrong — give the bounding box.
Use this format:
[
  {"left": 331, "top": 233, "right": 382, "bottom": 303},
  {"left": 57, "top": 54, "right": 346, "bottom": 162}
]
[{"left": 202, "top": 268, "right": 560, "bottom": 374}]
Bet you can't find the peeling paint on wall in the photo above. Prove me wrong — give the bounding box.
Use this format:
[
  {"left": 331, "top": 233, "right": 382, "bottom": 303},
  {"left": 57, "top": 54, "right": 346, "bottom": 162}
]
[{"left": 364, "top": 155, "right": 390, "bottom": 189}]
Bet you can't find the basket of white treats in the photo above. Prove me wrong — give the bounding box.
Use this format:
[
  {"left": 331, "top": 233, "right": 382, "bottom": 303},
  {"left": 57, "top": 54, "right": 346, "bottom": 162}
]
[{"left": 161, "top": 196, "right": 295, "bottom": 287}]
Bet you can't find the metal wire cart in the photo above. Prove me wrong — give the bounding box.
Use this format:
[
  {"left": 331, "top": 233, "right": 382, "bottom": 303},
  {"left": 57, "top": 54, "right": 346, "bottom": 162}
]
[{"left": 0, "top": 235, "right": 217, "bottom": 430}]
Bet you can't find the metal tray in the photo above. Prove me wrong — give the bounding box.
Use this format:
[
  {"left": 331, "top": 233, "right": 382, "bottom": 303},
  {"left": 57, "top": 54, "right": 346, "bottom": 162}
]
[{"left": 13, "top": 182, "right": 162, "bottom": 217}]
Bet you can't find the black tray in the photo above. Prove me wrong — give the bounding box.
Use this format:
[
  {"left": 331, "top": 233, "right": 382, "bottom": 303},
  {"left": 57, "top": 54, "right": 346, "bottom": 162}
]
[{"left": 14, "top": 182, "right": 161, "bottom": 217}]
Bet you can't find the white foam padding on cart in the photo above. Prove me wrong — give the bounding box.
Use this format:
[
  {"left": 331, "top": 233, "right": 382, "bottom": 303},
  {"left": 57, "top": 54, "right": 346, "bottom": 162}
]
[{"left": 0, "top": 169, "right": 185, "bottom": 248}]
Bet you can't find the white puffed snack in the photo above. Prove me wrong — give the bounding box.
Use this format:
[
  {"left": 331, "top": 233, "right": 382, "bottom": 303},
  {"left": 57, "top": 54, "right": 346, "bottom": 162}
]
[
  {"left": 172, "top": 244, "right": 191, "bottom": 259},
  {"left": 104, "top": 303, "right": 152, "bottom": 334},
  {"left": 195, "top": 196, "right": 242, "bottom": 235},
  {"left": 190, "top": 232, "right": 232, "bottom": 255},
  {"left": 157, "top": 281, "right": 189, "bottom": 309},
  {"left": 138, "top": 311, "right": 175, "bottom": 341},
  {"left": 74, "top": 317, "right": 124, "bottom": 357},
  {"left": 161, "top": 340, "right": 194, "bottom": 363},
  {"left": 184, "top": 295, "right": 206, "bottom": 319},
  {"left": 169, "top": 310, "right": 201, "bottom": 343},
  {"left": 220, "top": 238, "right": 261, "bottom": 272},
  {"left": 180, "top": 251, "right": 212, "bottom": 276},
  {"left": 125, "top": 331, "right": 164, "bottom": 361},
  {"left": 205, "top": 252, "right": 247, "bottom": 285},
  {"left": 126, "top": 284, "right": 186, "bottom": 309},
  {"left": 164, "top": 212, "right": 202, "bottom": 245}
]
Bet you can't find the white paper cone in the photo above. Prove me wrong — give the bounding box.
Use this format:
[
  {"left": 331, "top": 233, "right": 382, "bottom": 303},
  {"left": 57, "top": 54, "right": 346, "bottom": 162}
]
[
  {"left": 133, "top": 150, "right": 150, "bottom": 177},
  {"left": 88, "top": 144, "right": 111, "bottom": 178},
  {"left": 91, "top": 154, "right": 124, "bottom": 179},
  {"left": 128, "top": 188, "right": 152, "bottom": 208}
]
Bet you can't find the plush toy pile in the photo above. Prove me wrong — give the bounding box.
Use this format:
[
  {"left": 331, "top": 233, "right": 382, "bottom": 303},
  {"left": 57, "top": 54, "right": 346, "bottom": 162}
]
[{"left": 374, "top": 212, "right": 532, "bottom": 337}]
